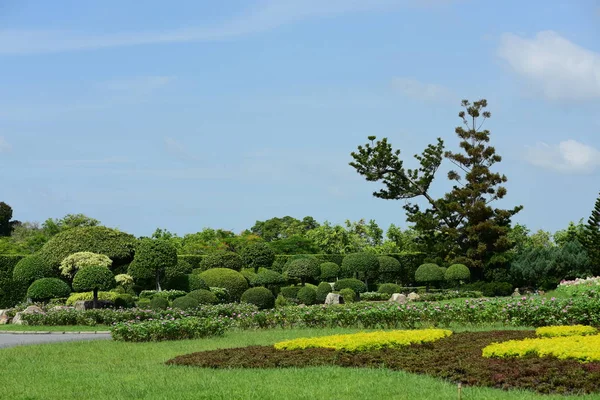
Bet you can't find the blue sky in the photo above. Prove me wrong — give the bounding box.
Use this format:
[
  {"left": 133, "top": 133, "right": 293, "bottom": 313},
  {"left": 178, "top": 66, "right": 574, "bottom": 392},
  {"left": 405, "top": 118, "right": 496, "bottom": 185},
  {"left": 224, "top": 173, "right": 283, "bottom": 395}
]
[{"left": 1, "top": 0, "right": 599, "bottom": 236}]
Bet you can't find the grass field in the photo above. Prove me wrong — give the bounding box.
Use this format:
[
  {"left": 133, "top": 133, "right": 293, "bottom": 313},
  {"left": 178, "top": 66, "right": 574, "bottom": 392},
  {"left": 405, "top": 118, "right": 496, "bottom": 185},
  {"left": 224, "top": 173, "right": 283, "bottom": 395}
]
[
  {"left": 0, "top": 325, "right": 110, "bottom": 332},
  {"left": 2, "top": 327, "right": 600, "bottom": 400}
]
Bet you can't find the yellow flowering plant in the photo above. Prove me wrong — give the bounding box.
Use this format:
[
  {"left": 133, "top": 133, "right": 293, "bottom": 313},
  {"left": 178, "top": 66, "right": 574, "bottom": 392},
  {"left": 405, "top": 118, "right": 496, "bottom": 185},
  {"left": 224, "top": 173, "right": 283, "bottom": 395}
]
[
  {"left": 274, "top": 329, "right": 452, "bottom": 352},
  {"left": 535, "top": 325, "right": 597, "bottom": 338}
]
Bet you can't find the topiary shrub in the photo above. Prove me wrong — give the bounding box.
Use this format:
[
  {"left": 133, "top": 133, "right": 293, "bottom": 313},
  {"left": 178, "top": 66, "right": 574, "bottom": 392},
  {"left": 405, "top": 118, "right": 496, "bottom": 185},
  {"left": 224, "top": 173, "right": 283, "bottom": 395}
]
[
  {"left": 130, "top": 238, "right": 178, "bottom": 291},
  {"left": 171, "top": 295, "right": 200, "bottom": 310},
  {"left": 0, "top": 254, "right": 26, "bottom": 308},
  {"left": 241, "top": 242, "right": 275, "bottom": 272},
  {"left": 187, "top": 274, "right": 209, "bottom": 291},
  {"left": 377, "top": 256, "right": 402, "bottom": 284},
  {"left": 253, "top": 268, "right": 286, "bottom": 294},
  {"left": 415, "top": 263, "right": 444, "bottom": 291},
  {"left": 198, "top": 268, "right": 248, "bottom": 301},
  {"left": 316, "top": 282, "right": 332, "bottom": 303},
  {"left": 27, "top": 278, "right": 71, "bottom": 302},
  {"left": 114, "top": 294, "right": 135, "bottom": 308},
  {"left": 275, "top": 294, "right": 288, "bottom": 308},
  {"left": 280, "top": 285, "right": 300, "bottom": 300},
  {"left": 59, "top": 252, "right": 113, "bottom": 279},
  {"left": 334, "top": 278, "right": 367, "bottom": 294},
  {"left": 377, "top": 283, "right": 403, "bottom": 295},
  {"left": 66, "top": 291, "right": 118, "bottom": 306},
  {"left": 445, "top": 263, "right": 471, "bottom": 288},
  {"left": 188, "top": 289, "right": 219, "bottom": 305},
  {"left": 319, "top": 262, "right": 340, "bottom": 281},
  {"left": 164, "top": 259, "right": 193, "bottom": 290},
  {"left": 38, "top": 226, "right": 136, "bottom": 270},
  {"left": 199, "top": 251, "right": 242, "bottom": 272},
  {"left": 209, "top": 287, "right": 230, "bottom": 303},
  {"left": 241, "top": 287, "right": 275, "bottom": 309},
  {"left": 72, "top": 265, "right": 115, "bottom": 308},
  {"left": 150, "top": 296, "right": 169, "bottom": 310},
  {"left": 13, "top": 255, "right": 55, "bottom": 285},
  {"left": 339, "top": 288, "right": 356, "bottom": 303},
  {"left": 297, "top": 286, "right": 317, "bottom": 305},
  {"left": 341, "top": 253, "right": 379, "bottom": 286},
  {"left": 286, "top": 257, "right": 320, "bottom": 285},
  {"left": 240, "top": 268, "right": 258, "bottom": 285}
]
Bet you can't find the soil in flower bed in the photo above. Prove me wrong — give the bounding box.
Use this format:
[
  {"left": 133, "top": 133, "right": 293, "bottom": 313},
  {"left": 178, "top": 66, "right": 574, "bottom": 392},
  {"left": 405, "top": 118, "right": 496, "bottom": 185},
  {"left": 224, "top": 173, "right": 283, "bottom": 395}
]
[{"left": 166, "top": 330, "right": 600, "bottom": 395}]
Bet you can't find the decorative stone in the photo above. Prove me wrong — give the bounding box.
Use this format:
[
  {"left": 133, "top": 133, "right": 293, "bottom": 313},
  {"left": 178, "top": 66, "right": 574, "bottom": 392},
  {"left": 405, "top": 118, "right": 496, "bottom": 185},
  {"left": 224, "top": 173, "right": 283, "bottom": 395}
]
[
  {"left": 325, "top": 293, "right": 344, "bottom": 305},
  {"left": 50, "top": 306, "right": 73, "bottom": 312},
  {"left": 389, "top": 293, "right": 407, "bottom": 304},
  {"left": 0, "top": 309, "right": 10, "bottom": 324},
  {"left": 12, "top": 305, "right": 45, "bottom": 325},
  {"left": 407, "top": 292, "right": 420, "bottom": 301},
  {"left": 512, "top": 288, "right": 521, "bottom": 297}
]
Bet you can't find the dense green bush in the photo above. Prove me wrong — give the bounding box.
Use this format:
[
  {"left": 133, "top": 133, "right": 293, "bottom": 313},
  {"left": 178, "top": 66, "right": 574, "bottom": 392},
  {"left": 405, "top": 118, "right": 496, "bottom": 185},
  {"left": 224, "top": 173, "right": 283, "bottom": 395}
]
[
  {"left": 66, "top": 291, "right": 118, "bottom": 306},
  {"left": 285, "top": 257, "right": 320, "bottom": 285},
  {"left": 27, "top": 278, "right": 71, "bottom": 302},
  {"left": 319, "top": 262, "right": 340, "bottom": 281},
  {"left": 339, "top": 288, "right": 356, "bottom": 303},
  {"left": 461, "top": 281, "right": 513, "bottom": 297},
  {"left": 136, "top": 298, "right": 151, "bottom": 309},
  {"left": 241, "top": 287, "right": 275, "bottom": 309},
  {"left": 241, "top": 242, "right": 275, "bottom": 272},
  {"left": 415, "top": 263, "right": 444, "bottom": 290},
  {"left": 275, "top": 294, "right": 288, "bottom": 308},
  {"left": 377, "top": 256, "right": 402, "bottom": 283},
  {"left": 280, "top": 285, "right": 300, "bottom": 300},
  {"left": 316, "top": 282, "right": 332, "bottom": 303},
  {"left": 253, "top": 268, "right": 286, "bottom": 288},
  {"left": 188, "top": 289, "right": 219, "bottom": 305},
  {"left": 0, "top": 254, "right": 26, "bottom": 308},
  {"left": 199, "top": 251, "right": 243, "bottom": 272},
  {"left": 187, "top": 274, "right": 209, "bottom": 291},
  {"left": 297, "top": 286, "right": 317, "bottom": 305},
  {"left": 445, "top": 264, "right": 470, "bottom": 285},
  {"left": 164, "top": 259, "right": 193, "bottom": 290},
  {"left": 177, "top": 255, "right": 204, "bottom": 270},
  {"left": 150, "top": 296, "right": 169, "bottom": 310},
  {"left": 72, "top": 265, "right": 115, "bottom": 308},
  {"left": 38, "top": 226, "right": 136, "bottom": 269},
  {"left": 334, "top": 278, "right": 367, "bottom": 294},
  {"left": 59, "top": 252, "right": 113, "bottom": 279},
  {"left": 199, "top": 268, "right": 248, "bottom": 301},
  {"left": 111, "top": 317, "right": 228, "bottom": 342},
  {"left": 341, "top": 253, "right": 379, "bottom": 285},
  {"left": 139, "top": 290, "right": 187, "bottom": 301},
  {"left": 12, "top": 255, "right": 55, "bottom": 285},
  {"left": 172, "top": 295, "right": 200, "bottom": 310},
  {"left": 114, "top": 294, "right": 135, "bottom": 308},
  {"left": 130, "top": 238, "right": 178, "bottom": 291},
  {"left": 209, "top": 287, "right": 230, "bottom": 303},
  {"left": 377, "top": 283, "right": 403, "bottom": 295}
]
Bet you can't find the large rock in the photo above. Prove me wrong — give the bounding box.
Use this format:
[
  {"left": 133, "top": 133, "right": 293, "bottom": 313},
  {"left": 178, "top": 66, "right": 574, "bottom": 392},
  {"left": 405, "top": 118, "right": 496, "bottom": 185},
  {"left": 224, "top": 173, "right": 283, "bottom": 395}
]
[
  {"left": 12, "top": 305, "right": 45, "bottom": 325},
  {"left": 0, "top": 309, "right": 10, "bottom": 324},
  {"left": 50, "top": 306, "right": 73, "bottom": 312},
  {"left": 389, "top": 293, "right": 407, "bottom": 304},
  {"left": 325, "top": 293, "right": 345, "bottom": 305},
  {"left": 407, "top": 292, "right": 420, "bottom": 302}
]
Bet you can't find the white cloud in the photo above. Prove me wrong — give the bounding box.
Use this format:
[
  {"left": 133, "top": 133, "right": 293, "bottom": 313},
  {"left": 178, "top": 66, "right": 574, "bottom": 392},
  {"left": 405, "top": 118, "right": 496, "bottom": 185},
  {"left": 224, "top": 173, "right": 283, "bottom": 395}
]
[
  {"left": 0, "top": 0, "right": 459, "bottom": 55},
  {"left": 526, "top": 140, "right": 600, "bottom": 173},
  {"left": 498, "top": 31, "right": 600, "bottom": 101},
  {"left": 391, "top": 77, "right": 453, "bottom": 102},
  {"left": 0, "top": 136, "right": 11, "bottom": 152}
]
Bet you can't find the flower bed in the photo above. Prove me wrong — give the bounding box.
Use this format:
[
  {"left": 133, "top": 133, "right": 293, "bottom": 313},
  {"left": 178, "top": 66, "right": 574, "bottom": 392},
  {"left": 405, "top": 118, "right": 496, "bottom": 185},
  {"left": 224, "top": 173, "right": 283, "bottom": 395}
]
[
  {"left": 483, "top": 334, "right": 600, "bottom": 363},
  {"left": 536, "top": 325, "right": 597, "bottom": 337},
  {"left": 274, "top": 329, "right": 451, "bottom": 352}
]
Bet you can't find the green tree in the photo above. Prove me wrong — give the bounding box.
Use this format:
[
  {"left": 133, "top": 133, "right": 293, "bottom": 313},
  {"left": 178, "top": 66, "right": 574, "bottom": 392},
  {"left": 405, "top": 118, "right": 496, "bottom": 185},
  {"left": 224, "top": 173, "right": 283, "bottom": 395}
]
[
  {"left": 42, "top": 214, "right": 100, "bottom": 237},
  {"left": 350, "top": 99, "right": 522, "bottom": 278},
  {"left": 582, "top": 192, "right": 600, "bottom": 272},
  {"left": 72, "top": 265, "right": 115, "bottom": 309},
  {"left": 0, "top": 202, "right": 14, "bottom": 237},
  {"left": 267, "top": 234, "right": 319, "bottom": 254},
  {"left": 130, "top": 239, "right": 177, "bottom": 291},
  {"left": 554, "top": 220, "right": 585, "bottom": 247},
  {"left": 241, "top": 242, "right": 275, "bottom": 272},
  {"left": 250, "top": 216, "right": 319, "bottom": 242}
]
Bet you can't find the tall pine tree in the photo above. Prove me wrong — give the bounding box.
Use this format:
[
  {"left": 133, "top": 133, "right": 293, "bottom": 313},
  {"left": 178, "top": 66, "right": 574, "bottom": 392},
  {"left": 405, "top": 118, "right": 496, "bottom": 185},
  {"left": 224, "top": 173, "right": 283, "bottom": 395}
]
[
  {"left": 583, "top": 192, "right": 600, "bottom": 273},
  {"left": 350, "top": 99, "right": 522, "bottom": 278}
]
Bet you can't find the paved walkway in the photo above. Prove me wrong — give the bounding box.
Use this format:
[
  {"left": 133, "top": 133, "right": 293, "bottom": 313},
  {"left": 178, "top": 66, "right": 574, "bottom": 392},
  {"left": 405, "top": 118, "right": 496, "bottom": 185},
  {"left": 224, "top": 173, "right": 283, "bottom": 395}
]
[{"left": 0, "top": 332, "right": 111, "bottom": 348}]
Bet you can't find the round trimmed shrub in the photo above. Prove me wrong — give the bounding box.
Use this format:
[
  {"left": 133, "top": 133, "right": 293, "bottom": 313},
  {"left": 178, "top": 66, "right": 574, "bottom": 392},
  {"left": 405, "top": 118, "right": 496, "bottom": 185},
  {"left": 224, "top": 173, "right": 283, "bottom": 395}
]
[
  {"left": 72, "top": 266, "right": 115, "bottom": 293},
  {"left": 377, "top": 256, "right": 402, "bottom": 283},
  {"left": 316, "top": 282, "right": 332, "bottom": 303},
  {"left": 188, "top": 289, "right": 219, "bottom": 305},
  {"left": 199, "top": 251, "right": 242, "bottom": 272},
  {"left": 60, "top": 252, "right": 113, "bottom": 278},
  {"left": 241, "top": 242, "right": 275, "bottom": 272},
  {"left": 198, "top": 268, "right": 248, "bottom": 301},
  {"left": 445, "top": 263, "right": 471, "bottom": 282},
  {"left": 297, "top": 286, "right": 317, "bottom": 305},
  {"left": 339, "top": 288, "right": 356, "bottom": 303},
  {"left": 319, "top": 262, "right": 340, "bottom": 281},
  {"left": 164, "top": 259, "right": 193, "bottom": 290},
  {"left": 241, "top": 287, "right": 275, "bottom": 309},
  {"left": 341, "top": 253, "right": 379, "bottom": 283},
  {"left": 27, "top": 278, "right": 71, "bottom": 302},
  {"left": 13, "top": 255, "right": 55, "bottom": 285},
  {"left": 377, "top": 283, "right": 403, "bottom": 295},
  {"left": 136, "top": 297, "right": 151, "bottom": 309},
  {"left": 172, "top": 295, "right": 200, "bottom": 310},
  {"left": 38, "top": 226, "right": 136, "bottom": 269},
  {"left": 415, "top": 263, "right": 444, "bottom": 289},
  {"left": 286, "top": 257, "right": 320, "bottom": 285},
  {"left": 114, "top": 294, "right": 135, "bottom": 308},
  {"left": 131, "top": 238, "right": 178, "bottom": 291},
  {"left": 149, "top": 296, "right": 169, "bottom": 310},
  {"left": 240, "top": 268, "right": 258, "bottom": 285},
  {"left": 280, "top": 285, "right": 300, "bottom": 300},
  {"left": 334, "top": 278, "right": 367, "bottom": 294},
  {"left": 209, "top": 287, "right": 230, "bottom": 303},
  {"left": 253, "top": 268, "right": 286, "bottom": 288},
  {"left": 187, "top": 274, "right": 209, "bottom": 291}
]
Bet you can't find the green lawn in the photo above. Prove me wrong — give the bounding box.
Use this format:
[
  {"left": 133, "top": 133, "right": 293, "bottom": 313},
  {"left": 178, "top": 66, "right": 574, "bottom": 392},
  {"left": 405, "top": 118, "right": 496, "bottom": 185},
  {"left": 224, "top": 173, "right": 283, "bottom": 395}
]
[
  {"left": 0, "top": 325, "right": 110, "bottom": 332},
  {"left": 1, "top": 327, "right": 599, "bottom": 400}
]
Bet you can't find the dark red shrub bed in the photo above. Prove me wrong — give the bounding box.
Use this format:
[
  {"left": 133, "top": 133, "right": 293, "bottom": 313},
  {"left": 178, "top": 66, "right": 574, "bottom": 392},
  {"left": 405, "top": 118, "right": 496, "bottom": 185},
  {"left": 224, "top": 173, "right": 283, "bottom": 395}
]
[{"left": 166, "top": 331, "right": 600, "bottom": 395}]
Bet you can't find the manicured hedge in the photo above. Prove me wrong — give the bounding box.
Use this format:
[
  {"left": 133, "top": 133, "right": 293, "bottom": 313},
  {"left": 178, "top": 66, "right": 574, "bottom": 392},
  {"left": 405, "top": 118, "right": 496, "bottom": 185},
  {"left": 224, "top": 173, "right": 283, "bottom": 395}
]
[
  {"left": 27, "top": 278, "right": 71, "bottom": 302},
  {"left": 198, "top": 268, "right": 248, "bottom": 301},
  {"left": 241, "top": 287, "right": 275, "bottom": 309},
  {"left": 0, "top": 254, "right": 26, "bottom": 308},
  {"left": 12, "top": 255, "right": 55, "bottom": 285}
]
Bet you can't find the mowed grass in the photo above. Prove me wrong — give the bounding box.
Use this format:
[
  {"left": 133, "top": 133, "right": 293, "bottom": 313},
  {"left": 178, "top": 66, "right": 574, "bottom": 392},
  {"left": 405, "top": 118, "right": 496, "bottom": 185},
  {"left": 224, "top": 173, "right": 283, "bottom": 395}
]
[
  {"left": 0, "top": 325, "right": 110, "bottom": 332},
  {"left": 2, "top": 327, "right": 600, "bottom": 400}
]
